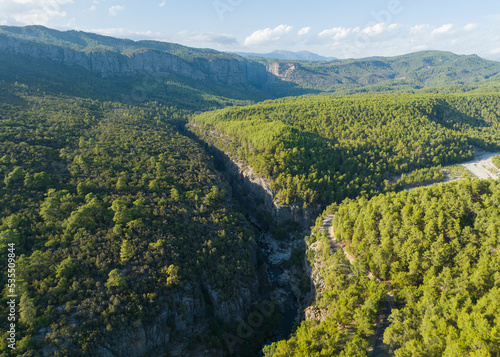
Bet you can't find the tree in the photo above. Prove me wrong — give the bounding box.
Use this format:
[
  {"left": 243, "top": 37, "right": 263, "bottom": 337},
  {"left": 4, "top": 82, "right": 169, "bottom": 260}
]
[
  {"left": 111, "top": 199, "right": 132, "bottom": 225},
  {"left": 149, "top": 179, "right": 160, "bottom": 191},
  {"left": 170, "top": 187, "right": 181, "bottom": 202},
  {"left": 116, "top": 176, "right": 128, "bottom": 191},
  {"left": 120, "top": 240, "right": 134, "bottom": 263},
  {"left": 163, "top": 264, "right": 180, "bottom": 287},
  {"left": 105, "top": 269, "right": 126, "bottom": 289},
  {"left": 4, "top": 166, "right": 25, "bottom": 187},
  {"left": 40, "top": 189, "right": 72, "bottom": 226},
  {"left": 20, "top": 293, "right": 36, "bottom": 327},
  {"left": 64, "top": 196, "right": 102, "bottom": 233},
  {"left": 56, "top": 257, "right": 76, "bottom": 279}
]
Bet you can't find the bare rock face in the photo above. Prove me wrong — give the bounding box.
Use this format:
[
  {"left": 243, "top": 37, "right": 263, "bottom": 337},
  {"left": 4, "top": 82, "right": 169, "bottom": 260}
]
[
  {"left": 92, "top": 274, "right": 259, "bottom": 356},
  {"left": 202, "top": 278, "right": 259, "bottom": 325},
  {"left": 266, "top": 62, "right": 298, "bottom": 80},
  {"left": 210, "top": 146, "right": 319, "bottom": 231},
  {"left": 0, "top": 34, "right": 269, "bottom": 87}
]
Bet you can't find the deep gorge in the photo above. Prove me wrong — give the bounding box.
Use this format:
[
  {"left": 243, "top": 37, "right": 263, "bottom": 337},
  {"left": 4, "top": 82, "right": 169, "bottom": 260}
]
[{"left": 183, "top": 124, "right": 318, "bottom": 356}]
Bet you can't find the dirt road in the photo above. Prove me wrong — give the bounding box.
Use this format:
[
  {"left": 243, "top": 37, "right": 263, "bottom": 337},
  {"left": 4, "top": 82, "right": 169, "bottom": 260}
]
[{"left": 461, "top": 151, "right": 500, "bottom": 179}]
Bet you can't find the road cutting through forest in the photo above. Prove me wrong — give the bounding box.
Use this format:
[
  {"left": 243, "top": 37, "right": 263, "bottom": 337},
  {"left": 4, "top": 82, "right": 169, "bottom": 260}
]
[{"left": 314, "top": 151, "right": 500, "bottom": 356}]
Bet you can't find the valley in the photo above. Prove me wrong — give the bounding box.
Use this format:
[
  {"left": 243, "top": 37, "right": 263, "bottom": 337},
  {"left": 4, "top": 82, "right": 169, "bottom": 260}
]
[{"left": 0, "top": 25, "right": 500, "bottom": 357}]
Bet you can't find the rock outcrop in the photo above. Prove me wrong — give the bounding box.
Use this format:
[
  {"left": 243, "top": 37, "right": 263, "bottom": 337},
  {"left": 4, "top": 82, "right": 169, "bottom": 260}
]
[
  {"left": 90, "top": 270, "right": 259, "bottom": 356},
  {"left": 208, "top": 141, "right": 319, "bottom": 231},
  {"left": 0, "top": 33, "right": 269, "bottom": 88}
]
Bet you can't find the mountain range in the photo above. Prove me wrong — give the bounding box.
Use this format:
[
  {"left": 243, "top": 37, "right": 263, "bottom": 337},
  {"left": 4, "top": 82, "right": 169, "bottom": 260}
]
[{"left": 2, "top": 25, "right": 500, "bottom": 101}]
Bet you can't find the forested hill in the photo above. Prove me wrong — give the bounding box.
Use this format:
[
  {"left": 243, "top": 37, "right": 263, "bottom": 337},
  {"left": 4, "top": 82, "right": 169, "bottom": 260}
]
[
  {"left": 0, "top": 25, "right": 240, "bottom": 60},
  {"left": 2, "top": 26, "right": 500, "bottom": 97},
  {"left": 0, "top": 25, "right": 275, "bottom": 98},
  {"left": 191, "top": 92, "right": 500, "bottom": 208},
  {"left": 0, "top": 81, "right": 276, "bottom": 356},
  {"left": 265, "top": 51, "right": 500, "bottom": 92},
  {"left": 264, "top": 179, "right": 500, "bottom": 356}
]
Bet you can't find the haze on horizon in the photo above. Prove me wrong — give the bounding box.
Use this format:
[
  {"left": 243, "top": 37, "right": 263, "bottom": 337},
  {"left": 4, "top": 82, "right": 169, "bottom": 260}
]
[{"left": 0, "top": 0, "right": 500, "bottom": 60}]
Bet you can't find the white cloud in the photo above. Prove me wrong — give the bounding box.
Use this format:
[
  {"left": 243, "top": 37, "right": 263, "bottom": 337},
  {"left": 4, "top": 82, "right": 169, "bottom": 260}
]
[
  {"left": 317, "top": 23, "right": 397, "bottom": 44},
  {"left": 244, "top": 24, "right": 293, "bottom": 46},
  {"left": 109, "top": 5, "right": 124, "bottom": 16},
  {"left": 491, "top": 47, "right": 500, "bottom": 55},
  {"left": 410, "top": 24, "right": 432, "bottom": 34},
  {"left": 89, "top": 5, "right": 96, "bottom": 12},
  {"left": 362, "top": 23, "right": 398, "bottom": 36},
  {"left": 432, "top": 23, "right": 454, "bottom": 35},
  {"left": 0, "top": 0, "right": 74, "bottom": 25},
  {"left": 319, "top": 27, "right": 358, "bottom": 41},
  {"left": 159, "top": 1, "right": 166, "bottom": 7},
  {"left": 464, "top": 23, "right": 478, "bottom": 31},
  {"left": 298, "top": 27, "right": 311, "bottom": 36}
]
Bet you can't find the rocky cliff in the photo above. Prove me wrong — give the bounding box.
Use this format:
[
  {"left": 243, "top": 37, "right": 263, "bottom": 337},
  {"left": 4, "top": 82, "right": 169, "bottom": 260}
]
[
  {"left": 0, "top": 33, "right": 269, "bottom": 88},
  {"left": 90, "top": 277, "right": 259, "bottom": 357},
  {"left": 188, "top": 124, "right": 319, "bottom": 231},
  {"left": 220, "top": 153, "right": 318, "bottom": 230}
]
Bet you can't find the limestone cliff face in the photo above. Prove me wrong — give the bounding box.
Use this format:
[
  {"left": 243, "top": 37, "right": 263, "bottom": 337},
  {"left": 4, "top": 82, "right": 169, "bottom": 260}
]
[
  {"left": 266, "top": 62, "right": 299, "bottom": 80},
  {"left": 0, "top": 34, "right": 269, "bottom": 87},
  {"left": 210, "top": 145, "right": 319, "bottom": 231},
  {"left": 94, "top": 277, "right": 258, "bottom": 357}
]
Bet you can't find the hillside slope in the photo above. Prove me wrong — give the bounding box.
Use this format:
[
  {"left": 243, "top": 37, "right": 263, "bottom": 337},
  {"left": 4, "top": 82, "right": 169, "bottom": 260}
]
[
  {"left": 265, "top": 51, "right": 500, "bottom": 92},
  {"left": 2, "top": 26, "right": 500, "bottom": 97},
  {"left": 0, "top": 81, "right": 269, "bottom": 356},
  {"left": 264, "top": 179, "right": 500, "bottom": 357}
]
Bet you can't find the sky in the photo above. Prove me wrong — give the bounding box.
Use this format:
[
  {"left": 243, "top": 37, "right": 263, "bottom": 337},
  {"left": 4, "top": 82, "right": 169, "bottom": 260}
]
[{"left": 1, "top": 0, "right": 500, "bottom": 60}]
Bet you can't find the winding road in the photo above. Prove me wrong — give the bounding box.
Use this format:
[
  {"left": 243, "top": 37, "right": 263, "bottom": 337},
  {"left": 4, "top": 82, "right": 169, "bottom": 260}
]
[{"left": 312, "top": 152, "right": 500, "bottom": 356}]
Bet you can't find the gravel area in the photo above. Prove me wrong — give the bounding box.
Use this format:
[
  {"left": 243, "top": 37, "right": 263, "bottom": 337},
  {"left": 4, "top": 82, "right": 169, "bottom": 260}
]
[{"left": 461, "top": 151, "right": 500, "bottom": 180}]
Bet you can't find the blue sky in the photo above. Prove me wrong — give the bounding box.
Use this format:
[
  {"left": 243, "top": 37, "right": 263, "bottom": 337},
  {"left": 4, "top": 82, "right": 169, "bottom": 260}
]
[{"left": 1, "top": 0, "right": 500, "bottom": 60}]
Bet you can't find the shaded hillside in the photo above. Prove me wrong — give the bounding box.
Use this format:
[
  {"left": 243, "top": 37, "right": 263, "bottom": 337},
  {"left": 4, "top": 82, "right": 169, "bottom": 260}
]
[
  {"left": 0, "top": 81, "right": 272, "bottom": 356},
  {"left": 0, "top": 50, "right": 267, "bottom": 111}
]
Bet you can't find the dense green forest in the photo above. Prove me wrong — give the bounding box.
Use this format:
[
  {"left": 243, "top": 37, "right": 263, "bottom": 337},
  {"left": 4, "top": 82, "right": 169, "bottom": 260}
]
[
  {"left": 332, "top": 180, "right": 500, "bottom": 356},
  {"left": 241, "top": 50, "right": 500, "bottom": 93},
  {"left": 0, "top": 82, "right": 261, "bottom": 355},
  {"left": 3, "top": 26, "right": 500, "bottom": 356},
  {"left": 395, "top": 166, "right": 445, "bottom": 188},
  {"left": 265, "top": 179, "right": 500, "bottom": 356},
  {"left": 191, "top": 93, "right": 500, "bottom": 207}
]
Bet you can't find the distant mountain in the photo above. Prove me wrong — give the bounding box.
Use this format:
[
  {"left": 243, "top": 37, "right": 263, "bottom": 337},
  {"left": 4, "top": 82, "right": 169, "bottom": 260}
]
[
  {"left": 265, "top": 51, "right": 500, "bottom": 93},
  {"left": 234, "top": 50, "right": 337, "bottom": 61},
  {"left": 1, "top": 25, "right": 500, "bottom": 99}
]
